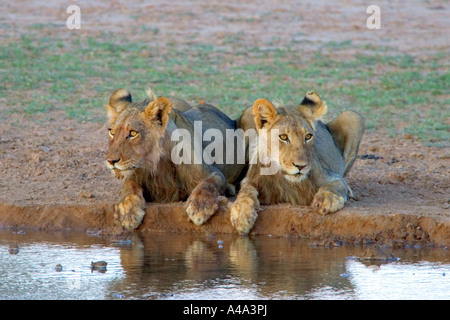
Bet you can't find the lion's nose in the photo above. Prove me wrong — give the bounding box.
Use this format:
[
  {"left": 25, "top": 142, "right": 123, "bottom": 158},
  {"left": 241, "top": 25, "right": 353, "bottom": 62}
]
[
  {"left": 107, "top": 158, "right": 121, "bottom": 166},
  {"left": 293, "top": 163, "right": 306, "bottom": 171}
]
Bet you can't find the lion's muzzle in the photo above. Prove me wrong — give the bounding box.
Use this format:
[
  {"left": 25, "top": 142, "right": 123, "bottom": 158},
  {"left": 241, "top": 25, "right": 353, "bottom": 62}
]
[{"left": 107, "top": 157, "right": 121, "bottom": 167}]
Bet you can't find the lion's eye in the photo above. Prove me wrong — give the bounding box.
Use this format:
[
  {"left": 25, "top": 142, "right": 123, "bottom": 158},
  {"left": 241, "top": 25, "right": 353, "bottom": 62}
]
[
  {"left": 108, "top": 128, "right": 115, "bottom": 138},
  {"left": 305, "top": 133, "right": 313, "bottom": 141},
  {"left": 129, "top": 130, "right": 138, "bottom": 138},
  {"left": 279, "top": 134, "right": 289, "bottom": 141}
]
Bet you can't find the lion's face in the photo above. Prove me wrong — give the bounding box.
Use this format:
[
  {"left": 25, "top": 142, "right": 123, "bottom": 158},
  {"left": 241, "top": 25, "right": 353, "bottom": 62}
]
[
  {"left": 271, "top": 115, "right": 315, "bottom": 182},
  {"left": 105, "top": 89, "right": 172, "bottom": 178},
  {"left": 253, "top": 96, "right": 326, "bottom": 183}
]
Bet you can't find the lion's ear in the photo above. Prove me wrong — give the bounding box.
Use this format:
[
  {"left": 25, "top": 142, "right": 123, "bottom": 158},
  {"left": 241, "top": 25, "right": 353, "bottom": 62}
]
[
  {"left": 144, "top": 97, "right": 172, "bottom": 128},
  {"left": 106, "top": 88, "right": 132, "bottom": 120},
  {"left": 252, "top": 98, "right": 277, "bottom": 130},
  {"left": 298, "top": 91, "right": 327, "bottom": 121}
]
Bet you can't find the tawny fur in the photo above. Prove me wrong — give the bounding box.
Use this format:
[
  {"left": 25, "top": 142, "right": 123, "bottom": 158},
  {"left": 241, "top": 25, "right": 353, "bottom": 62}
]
[
  {"left": 232, "top": 91, "right": 364, "bottom": 235},
  {"left": 106, "top": 88, "right": 245, "bottom": 230}
]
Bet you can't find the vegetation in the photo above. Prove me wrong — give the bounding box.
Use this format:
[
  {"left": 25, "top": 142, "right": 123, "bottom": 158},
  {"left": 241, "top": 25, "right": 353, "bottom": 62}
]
[{"left": 0, "top": 31, "right": 448, "bottom": 146}]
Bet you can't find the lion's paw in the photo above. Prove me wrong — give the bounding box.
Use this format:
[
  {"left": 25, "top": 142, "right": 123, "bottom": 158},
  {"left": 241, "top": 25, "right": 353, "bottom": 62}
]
[
  {"left": 311, "top": 190, "right": 344, "bottom": 215},
  {"left": 230, "top": 197, "right": 258, "bottom": 235},
  {"left": 115, "top": 194, "right": 146, "bottom": 230},
  {"left": 186, "top": 181, "right": 220, "bottom": 226}
]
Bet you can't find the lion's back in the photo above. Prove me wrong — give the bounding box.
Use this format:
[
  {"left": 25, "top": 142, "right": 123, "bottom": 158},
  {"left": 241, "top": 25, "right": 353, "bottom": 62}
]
[
  {"left": 314, "top": 121, "right": 345, "bottom": 176},
  {"left": 179, "top": 104, "right": 245, "bottom": 184},
  {"left": 182, "top": 104, "right": 236, "bottom": 131}
]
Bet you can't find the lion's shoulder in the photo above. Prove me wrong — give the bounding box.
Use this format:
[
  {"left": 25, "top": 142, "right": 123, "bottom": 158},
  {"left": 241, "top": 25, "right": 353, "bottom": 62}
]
[{"left": 181, "top": 104, "right": 236, "bottom": 131}]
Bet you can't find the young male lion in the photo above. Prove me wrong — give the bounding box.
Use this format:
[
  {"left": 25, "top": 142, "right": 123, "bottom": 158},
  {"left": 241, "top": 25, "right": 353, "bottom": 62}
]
[
  {"left": 105, "top": 88, "right": 245, "bottom": 230},
  {"left": 231, "top": 92, "right": 365, "bottom": 235}
]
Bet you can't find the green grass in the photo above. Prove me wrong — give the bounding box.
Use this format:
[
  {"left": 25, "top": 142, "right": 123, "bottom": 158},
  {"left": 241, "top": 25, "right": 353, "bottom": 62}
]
[{"left": 0, "top": 32, "right": 448, "bottom": 145}]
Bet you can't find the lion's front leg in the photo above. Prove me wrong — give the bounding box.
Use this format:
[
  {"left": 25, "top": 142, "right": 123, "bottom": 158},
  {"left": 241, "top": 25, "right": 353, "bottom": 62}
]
[
  {"left": 311, "top": 179, "right": 347, "bottom": 215},
  {"left": 230, "top": 182, "right": 260, "bottom": 235},
  {"left": 115, "top": 179, "right": 146, "bottom": 230},
  {"left": 186, "top": 172, "right": 227, "bottom": 226}
]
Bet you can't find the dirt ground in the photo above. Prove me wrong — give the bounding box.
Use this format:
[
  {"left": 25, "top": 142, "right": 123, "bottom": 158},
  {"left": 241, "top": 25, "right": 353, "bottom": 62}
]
[{"left": 0, "top": 0, "right": 448, "bottom": 246}]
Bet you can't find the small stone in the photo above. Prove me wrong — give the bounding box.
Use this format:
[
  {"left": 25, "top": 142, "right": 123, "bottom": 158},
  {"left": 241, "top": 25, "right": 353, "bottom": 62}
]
[
  {"left": 78, "top": 191, "right": 94, "bottom": 199},
  {"left": 40, "top": 146, "right": 51, "bottom": 153},
  {"left": 30, "top": 152, "right": 41, "bottom": 163},
  {"left": 8, "top": 244, "right": 19, "bottom": 254},
  {"left": 403, "top": 134, "right": 413, "bottom": 140},
  {"left": 91, "top": 261, "right": 107, "bottom": 269},
  {"left": 91, "top": 261, "right": 107, "bottom": 273}
]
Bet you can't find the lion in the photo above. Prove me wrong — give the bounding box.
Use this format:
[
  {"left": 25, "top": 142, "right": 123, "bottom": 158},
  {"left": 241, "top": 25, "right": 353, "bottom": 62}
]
[
  {"left": 105, "top": 88, "right": 245, "bottom": 230},
  {"left": 231, "top": 91, "right": 365, "bottom": 235}
]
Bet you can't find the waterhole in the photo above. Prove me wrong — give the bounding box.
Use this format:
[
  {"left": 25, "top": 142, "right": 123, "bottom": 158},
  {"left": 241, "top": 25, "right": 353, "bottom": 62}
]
[{"left": 0, "top": 229, "right": 449, "bottom": 300}]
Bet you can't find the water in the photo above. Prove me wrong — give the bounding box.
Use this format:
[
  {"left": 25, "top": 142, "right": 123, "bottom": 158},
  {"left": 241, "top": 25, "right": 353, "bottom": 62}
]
[{"left": 0, "top": 229, "right": 449, "bottom": 300}]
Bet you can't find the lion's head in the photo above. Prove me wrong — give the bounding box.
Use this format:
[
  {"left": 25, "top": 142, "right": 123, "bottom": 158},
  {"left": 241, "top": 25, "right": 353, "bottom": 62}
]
[
  {"left": 252, "top": 92, "right": 327, "bottom": 183},
  {"left": 105, "top": 88, "right": 173, "bottom": 179}
]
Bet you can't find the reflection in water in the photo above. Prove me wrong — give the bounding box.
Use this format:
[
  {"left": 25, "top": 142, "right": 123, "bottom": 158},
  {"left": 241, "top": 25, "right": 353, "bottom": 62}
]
[
  {"left": 0, "top": 231, "right": 123, "bottom": 300},
  {"left": 0, "top": 230, "right": 449, "bottom": 299},
  {"left": 346, "top": 260, "right": 450, "bottom": 300}
]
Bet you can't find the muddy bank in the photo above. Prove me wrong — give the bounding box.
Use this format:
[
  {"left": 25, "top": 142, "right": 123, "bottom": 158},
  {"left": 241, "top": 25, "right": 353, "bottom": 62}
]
[
  {"left": 0, "top": 202, "right": 448, "bottom": 247},
  {"left": 0, "top": 116, "right": 448, "bottom": 247},
  {"left": 0, "top": 0, "right": 448, "bottom": 249}
]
